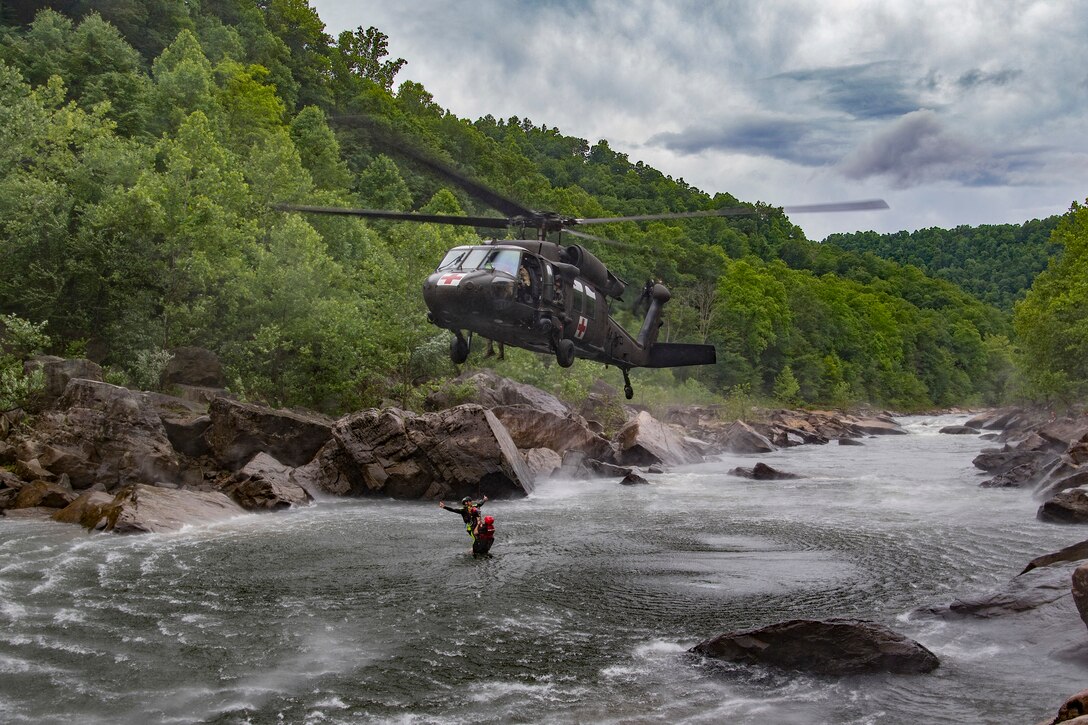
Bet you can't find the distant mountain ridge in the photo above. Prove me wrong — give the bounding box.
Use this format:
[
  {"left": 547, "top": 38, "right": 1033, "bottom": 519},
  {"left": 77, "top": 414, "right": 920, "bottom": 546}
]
[{"left": 823, "top": 217, "right": 1063, "bottom": 311}]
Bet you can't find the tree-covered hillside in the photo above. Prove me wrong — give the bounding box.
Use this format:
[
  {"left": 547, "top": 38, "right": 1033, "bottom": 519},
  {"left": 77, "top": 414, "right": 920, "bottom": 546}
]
[
  {"left": 824, "top": 218, "right": 1062, "bottom": 311},
  {"left": 0, "top": 1, "right": 1076, "bottom": 413}
]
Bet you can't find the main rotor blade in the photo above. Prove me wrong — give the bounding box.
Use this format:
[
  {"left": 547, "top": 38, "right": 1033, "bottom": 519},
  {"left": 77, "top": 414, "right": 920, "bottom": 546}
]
[
  {"left": 573, "top": 207, "right": 758, "bottom": 224},
  {"left": 330, "top": 115, "right": 536, "bottom": 219},
  {"left": 782, "top": 199, "right": 889, "bottom": 214},
  {"left": 563, "top": 228, "right": 633, "bottom": 248},
  {"left": 572, "top": 199, "right": 889, "bottom": 225},
  {"left": 274, "top": 204, "right": 513, "bottom": 229}
]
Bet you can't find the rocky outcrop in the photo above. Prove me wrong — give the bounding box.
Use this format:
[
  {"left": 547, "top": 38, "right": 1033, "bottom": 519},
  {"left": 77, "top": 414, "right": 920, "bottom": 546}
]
[
  {"left": 226, "top": 452, "right": 312, "bottom": 510},
  {"left": 424, "top": 369, "right": 570, "bottom": 417},
  {"left": 24, "top": 355, "right": 103, "bottom": 405},
  {"left": 74, "top": 483, "right": 246, "bottom": 534},
  {"left": 205, "top": 397, "right": 333, "bottom": 469},
  {"left": 11, "top": 379, "right": 180, "bottom": 490},
  {"left": 614, "top": 411, "right": 705, "bottom": 467},
  {"left": 718, "top": 420, "right": 775, "bottom": 454},
  {"left": 1038, "top": 487, "right": 1088, "bottom": 524},
  {"left": 318, "top": 405, "right": 534, "bottom": 500},
  {"left": 490, "top": 405, "right": 616, "bottom": 462},
  {"left": 690, "top": 619, "right": 939, "bottom": 675},
  {"left": 522, "top": 448, "right": 563, "bottom": 482}
]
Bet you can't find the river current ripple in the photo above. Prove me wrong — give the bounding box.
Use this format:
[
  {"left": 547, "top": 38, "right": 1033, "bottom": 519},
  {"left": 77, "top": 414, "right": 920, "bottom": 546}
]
[{"left": 1, "top": 414, "right": 1086, "bottom": 724}]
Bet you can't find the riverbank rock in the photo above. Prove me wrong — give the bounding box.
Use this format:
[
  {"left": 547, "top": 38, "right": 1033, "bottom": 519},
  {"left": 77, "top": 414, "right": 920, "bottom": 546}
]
[
  {"left": 922, "top": 558, "right": 1083, "bottom": 618},
  {"left": 424, "top": 369, "right": 570, "bottom": 417},
  {"left": 490, "top": 405, "right": 616, "bottom": 462},
  {"left": 1038, "top": 487, "right": 1088, "bottom": 524},
  {"left": 1074, "top": 564, "right": 1088, "bottom": 632},
  {"left": 24, "top": 356, "right": 103, "bottom": 406},
  {"left": 311, "top": 405, "right": 534, "bottom": 500},
  {"left": 73, "top": 483, "right": 246, "bottom": 534},
  {"left": 728, "top": 462, "right": 801, "bottom": 480},
  {"left": 690, "top": 619, "right": 939, "bottom": 675},
  {"left": 226, "top": 452, "right": 312, "bottom": 510},
  {"left": 11, "top": 379, "right": 180, "bottom": 490},
  {"left": 205, "top": 397, "right": 333, "bottom": 469},
  {"left": 718, "top": 420, "right": 775, "bottom": 454},
  {"left": 1034, "top": 689, "right": 1088, "bottom": 725},
  {"left": 614, "top": 410, "right": 705, "bottom": 466}
]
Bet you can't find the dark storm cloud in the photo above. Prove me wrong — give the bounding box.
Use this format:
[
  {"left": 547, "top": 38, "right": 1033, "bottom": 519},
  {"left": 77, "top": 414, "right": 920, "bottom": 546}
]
[
  {"left": 956, "top": 68, "right": 1022, "bottom": 89},
  {"left": 648, "top": 116, "right": 842, "bottom": 165},
  {"left": 839, "top": 109, "right": 1020, "bottom": 188},
  {"left": 770, "top": 62, "right": 920, "bottom": 119}
]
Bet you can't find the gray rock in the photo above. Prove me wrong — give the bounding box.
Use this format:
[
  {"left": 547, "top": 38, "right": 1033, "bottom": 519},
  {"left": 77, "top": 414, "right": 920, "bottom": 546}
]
[
  {"left": 77, "top": 483, "right": 246, "bottom": 534},
  {"left": 160, "top": 346, "right": 226, "bottom": 388},
  {"left": 718, "top": 420, "right": 776, "bottom": 454},
  {"left": 1038, "top": 486, "right": 1088, "bottom": 524},
  {"left": 691, "top": 618, "right": 939, "bottom": 675},
  {"left": 1074, "top": 564, "right": 1088, "bottom": 633},
  {"left": 728, "top": 462, "right": 801, "bottom": 480},
  {"left": 614, "top": 411, "right": 706, "bottom": 466},
  {"left": 12, "top": 379, "right": 179, "bottom": 490},
  {"left": 328, "top": 405, "right": 533, "bottom": 500},
  {"left": 205, "top": 397, "right": 333, "bottom": 469}
]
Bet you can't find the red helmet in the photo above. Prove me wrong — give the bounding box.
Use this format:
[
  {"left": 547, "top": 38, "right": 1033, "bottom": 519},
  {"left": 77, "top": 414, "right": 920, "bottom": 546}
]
[{"left": 484, "top": 516, "right": 494, "bottom": 524}]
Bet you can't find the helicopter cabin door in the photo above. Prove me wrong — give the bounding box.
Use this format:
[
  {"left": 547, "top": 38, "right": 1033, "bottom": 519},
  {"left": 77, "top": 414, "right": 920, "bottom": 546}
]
[{"left": 569, "top": 279, "right": 604, "bottom": 347}]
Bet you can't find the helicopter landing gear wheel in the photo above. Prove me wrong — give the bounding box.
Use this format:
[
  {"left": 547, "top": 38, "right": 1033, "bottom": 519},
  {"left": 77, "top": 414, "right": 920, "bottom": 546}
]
[
  {"left": 622, "top": 368, "right": 634, "bottom": 399},
  {"left": 555, "top": 338, "right": 575, "bottom": 368},
  {"left": 450, "top": 332, "right": 469, "bottom": 365}
]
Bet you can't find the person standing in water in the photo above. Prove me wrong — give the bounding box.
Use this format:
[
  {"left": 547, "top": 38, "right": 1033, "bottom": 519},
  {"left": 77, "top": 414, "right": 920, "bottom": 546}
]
[
  {"left": 439, "top": 495, "right": 488, "bottom": 542},
  {"left": 471, "top": 515, "right": 496, "bottom": 557}
]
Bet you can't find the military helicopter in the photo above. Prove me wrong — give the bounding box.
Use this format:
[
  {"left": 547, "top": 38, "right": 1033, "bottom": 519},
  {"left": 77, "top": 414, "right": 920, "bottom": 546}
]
[{"left": 279, "top": 145, "right": 887, "bottom": 399}]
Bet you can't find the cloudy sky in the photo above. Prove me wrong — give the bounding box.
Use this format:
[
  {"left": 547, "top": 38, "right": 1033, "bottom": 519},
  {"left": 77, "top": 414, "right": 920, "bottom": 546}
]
[{"left": 311, "top": 0, "right": 1087, "bottom": 240}]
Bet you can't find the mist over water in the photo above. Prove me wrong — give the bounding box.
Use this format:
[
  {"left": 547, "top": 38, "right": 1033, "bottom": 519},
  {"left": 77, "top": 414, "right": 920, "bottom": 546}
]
[{"left": 1, "top": 415, "right": 1086, "bottom": 724}]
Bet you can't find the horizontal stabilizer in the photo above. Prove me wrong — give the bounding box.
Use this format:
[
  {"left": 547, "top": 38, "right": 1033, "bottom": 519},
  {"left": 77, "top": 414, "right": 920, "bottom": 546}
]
[{"left": 646, "top": 343, "right": 717, "bottom": 368}]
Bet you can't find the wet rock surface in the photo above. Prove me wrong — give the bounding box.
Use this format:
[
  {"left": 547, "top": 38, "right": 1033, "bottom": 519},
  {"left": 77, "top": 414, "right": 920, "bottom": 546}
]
[{"left": 691, "top": 618, "right": 940, "bottom": 675}]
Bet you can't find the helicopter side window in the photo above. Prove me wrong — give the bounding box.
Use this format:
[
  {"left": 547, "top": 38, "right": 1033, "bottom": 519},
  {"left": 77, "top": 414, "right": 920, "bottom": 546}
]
[
  {"left": 582, "top": 281, "right": 597, "bottom": 319},
  {"left": 572, "top": 280, "right": 586, "bottom": 317}
]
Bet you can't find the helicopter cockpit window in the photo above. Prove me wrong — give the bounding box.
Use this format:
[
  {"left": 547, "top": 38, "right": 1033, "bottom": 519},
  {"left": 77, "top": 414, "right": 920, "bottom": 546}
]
[
  {"left": 436, "top": 247, "right": 488, "bottom": 272},
  {"left": 483, "top": 249, "right": 521, "bottom": 278}
]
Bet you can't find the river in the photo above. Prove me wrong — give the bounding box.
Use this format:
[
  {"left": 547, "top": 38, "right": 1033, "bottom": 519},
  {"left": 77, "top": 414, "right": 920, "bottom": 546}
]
[{"left": 1, "top": 414, "right": 1086, "bottom": 724}]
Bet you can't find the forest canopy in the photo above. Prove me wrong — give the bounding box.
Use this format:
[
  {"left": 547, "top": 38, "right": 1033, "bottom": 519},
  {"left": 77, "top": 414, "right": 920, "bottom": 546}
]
[{"left": 0, "top": 2, "right": 1080, "bottom": 414}]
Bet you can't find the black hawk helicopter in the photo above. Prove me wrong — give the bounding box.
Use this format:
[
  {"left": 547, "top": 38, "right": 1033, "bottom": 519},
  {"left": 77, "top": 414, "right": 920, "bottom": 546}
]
[{"left": 279, "top": 145, "right": 886, "bottom": 399}]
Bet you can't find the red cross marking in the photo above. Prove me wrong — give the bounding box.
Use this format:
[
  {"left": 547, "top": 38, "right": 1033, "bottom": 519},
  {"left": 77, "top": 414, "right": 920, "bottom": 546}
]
[
  {"left": 439, "top": 273, "right": 465, "bottom": 286},
  {"left": 575, "top": 316, "right": 588, "bottom": 339}
]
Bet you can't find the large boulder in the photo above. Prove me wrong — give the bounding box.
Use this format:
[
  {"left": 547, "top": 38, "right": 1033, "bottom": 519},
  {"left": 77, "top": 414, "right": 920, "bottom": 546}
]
[
  {"left": 24, "top": 356, "right": 103, "bottom": 404},
  {"left": 1074, "top": 564, "right": 1088, "bottom": 633},
  {"left": 160, "top": 346, "right": 226, "bottom": 388},
  {"left": 728, "top": 462, "right": 800, "bottom": 480},
  {"left": 11, "top": 479, "right": 78, "bottom": 510},
  {"left": 322, "top": 405, "right": 534, "bottom": 500},
  {"left": 490, "top": 405, "right": 616, "bottom": 462},
  {"left": 424, "top": 370, "right": 570, "bottom": 417},
  {"left": 1035, "top": 689, "right": 1088, "bottom": 725},
  {"left": 51, "top": 490, "right": 116, "bottom": 527},
  {"left": 11, "top": 379, "right": 180, "bottom": 490},
  {"left": 522, "top": 448, "right": 563, "bottom": 481},
  {"left": 227, "top": 452, "right": 312, "bottom": 510},
  {"left": 924, "top": 562, "right": 1079, "bottom": 618},
  {"left": 718, "top": 420, "right": 776, "bottom": 454},
  {"left": 613, "top": 410, "right": 705, "bottom": 466},
  {"left": 1038, "top": 487, "right": 1088, "bottom": 524},
  {"left": 74, "top": 483, "right": 246, "bottom": 534},
  {"left": 690, "top": 619, "right": 939, "bottom": 675},
  {"left": 205, "top": 397, "right": 333, "bottom": 469}
]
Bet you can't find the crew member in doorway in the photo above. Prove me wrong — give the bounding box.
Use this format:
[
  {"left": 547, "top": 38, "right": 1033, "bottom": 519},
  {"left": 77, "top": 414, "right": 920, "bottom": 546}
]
[{"left": 632, "top": 278, "right": 655, "bottom": 316}]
